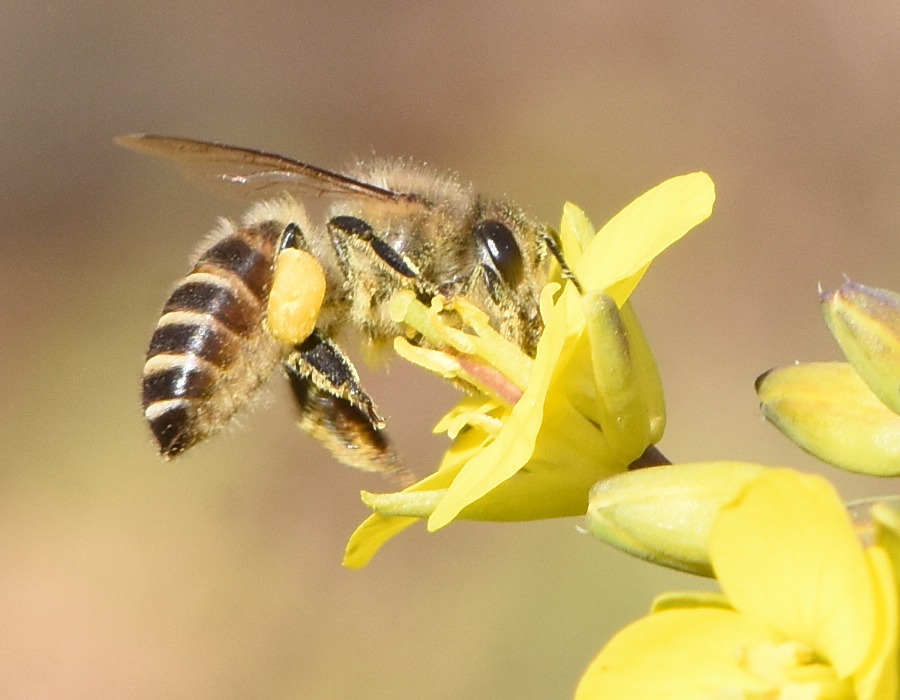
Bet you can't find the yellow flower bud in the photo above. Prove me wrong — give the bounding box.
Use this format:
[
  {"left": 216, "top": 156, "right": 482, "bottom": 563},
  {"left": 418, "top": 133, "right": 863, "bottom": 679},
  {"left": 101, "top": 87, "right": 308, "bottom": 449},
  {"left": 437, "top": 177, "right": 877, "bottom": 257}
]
[
  {"left": 822, "top": 280, "right": 900, "bottom": 416},
  {"left": 757, "top": 362, "right": 900, "bottom": 476},
  {"left": 584, "top": 462, "right": 765, "bottom": 576}
]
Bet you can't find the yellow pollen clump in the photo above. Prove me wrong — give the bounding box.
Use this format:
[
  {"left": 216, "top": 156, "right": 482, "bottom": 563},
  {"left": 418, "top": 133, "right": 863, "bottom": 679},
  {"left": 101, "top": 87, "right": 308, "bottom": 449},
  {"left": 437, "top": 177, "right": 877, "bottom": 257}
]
[{"left": 266, "top": 248, "right": 327, "bottom": 345}]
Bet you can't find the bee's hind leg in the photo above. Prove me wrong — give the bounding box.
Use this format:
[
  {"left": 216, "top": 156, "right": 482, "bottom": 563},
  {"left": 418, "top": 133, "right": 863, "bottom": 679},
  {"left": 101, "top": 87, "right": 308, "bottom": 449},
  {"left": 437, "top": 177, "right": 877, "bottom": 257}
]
[{"left": 284, "top": 330, "right": 414, "bottom": 485}]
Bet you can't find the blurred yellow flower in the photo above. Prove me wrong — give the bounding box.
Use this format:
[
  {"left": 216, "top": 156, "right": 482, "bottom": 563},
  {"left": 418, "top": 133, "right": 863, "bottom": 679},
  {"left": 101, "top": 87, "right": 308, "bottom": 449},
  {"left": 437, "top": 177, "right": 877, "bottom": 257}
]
[
  {"left": 576, "top": 470, "right": 899, "bottom": 699},
  {"left": 344, "top": 172, "right": 716, "bottom": 568},
  {"left": 757, "top": 280, "right": 900, "bottom": 476}
]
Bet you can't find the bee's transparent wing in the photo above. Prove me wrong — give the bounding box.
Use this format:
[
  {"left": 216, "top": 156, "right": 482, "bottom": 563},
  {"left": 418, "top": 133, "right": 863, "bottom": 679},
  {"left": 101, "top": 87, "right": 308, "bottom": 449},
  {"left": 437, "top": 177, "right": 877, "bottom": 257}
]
[{"left": 116, "top": 134, "right": 410, "bottom": 203}]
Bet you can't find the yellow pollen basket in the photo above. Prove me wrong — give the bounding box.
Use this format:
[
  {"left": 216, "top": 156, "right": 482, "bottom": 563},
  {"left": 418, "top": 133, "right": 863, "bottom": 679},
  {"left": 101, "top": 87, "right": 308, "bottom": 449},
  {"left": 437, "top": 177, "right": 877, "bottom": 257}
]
[{"left": 266, "top": 248, "right": 327, "bottom": 345}]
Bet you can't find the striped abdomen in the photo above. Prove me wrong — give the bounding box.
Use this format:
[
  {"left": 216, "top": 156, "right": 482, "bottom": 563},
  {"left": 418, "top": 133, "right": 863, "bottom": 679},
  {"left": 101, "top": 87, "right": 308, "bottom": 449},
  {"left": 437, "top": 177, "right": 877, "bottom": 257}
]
[{"left": 142, "top": 219, "right": 285, "bottom": 457}]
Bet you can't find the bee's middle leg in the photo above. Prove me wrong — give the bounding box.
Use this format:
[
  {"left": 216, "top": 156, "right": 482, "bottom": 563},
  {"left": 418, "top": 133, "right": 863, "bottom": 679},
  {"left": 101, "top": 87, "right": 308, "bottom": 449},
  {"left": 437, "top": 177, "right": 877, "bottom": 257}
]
[{"left": 284, "top": 330, "right": 412, "bottom": 483}]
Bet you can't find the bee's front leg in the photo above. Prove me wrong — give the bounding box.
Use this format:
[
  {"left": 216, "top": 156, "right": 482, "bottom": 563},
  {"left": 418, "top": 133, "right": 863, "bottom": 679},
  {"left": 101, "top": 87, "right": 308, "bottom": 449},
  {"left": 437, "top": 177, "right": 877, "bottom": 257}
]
[
  {"left": 284, "top": 330, "right": 411, "bottom": 483},
  {"left": 537, "top": 226, "right": 582, "bottom": 291},
  {"left": 327, "top": 215, "right": 439, "bottom": 296}
]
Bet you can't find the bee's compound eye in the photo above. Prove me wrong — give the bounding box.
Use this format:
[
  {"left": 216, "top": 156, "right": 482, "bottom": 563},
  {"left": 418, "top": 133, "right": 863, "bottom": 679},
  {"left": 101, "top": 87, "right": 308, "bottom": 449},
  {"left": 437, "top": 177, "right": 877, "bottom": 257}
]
[
  {"left": 266, "top": 249, "right": 327, "bottom": 345},
  {"left": 473, "top": 219, "right": 523, "bottom": 287}
]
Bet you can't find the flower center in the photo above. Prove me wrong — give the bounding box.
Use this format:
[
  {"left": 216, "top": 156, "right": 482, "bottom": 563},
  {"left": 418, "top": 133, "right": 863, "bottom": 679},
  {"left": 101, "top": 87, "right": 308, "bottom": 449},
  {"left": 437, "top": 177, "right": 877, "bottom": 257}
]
[{"left": 729, "top": 640, "right": 851, "bottom": 700}]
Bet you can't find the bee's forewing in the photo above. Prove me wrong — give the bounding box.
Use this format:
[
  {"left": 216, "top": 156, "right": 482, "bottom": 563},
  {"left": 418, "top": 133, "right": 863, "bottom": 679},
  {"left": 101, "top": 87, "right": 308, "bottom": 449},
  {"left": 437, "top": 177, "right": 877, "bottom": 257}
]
[{"left": 115, "top": 134, "right": 406, "bottom": 203}]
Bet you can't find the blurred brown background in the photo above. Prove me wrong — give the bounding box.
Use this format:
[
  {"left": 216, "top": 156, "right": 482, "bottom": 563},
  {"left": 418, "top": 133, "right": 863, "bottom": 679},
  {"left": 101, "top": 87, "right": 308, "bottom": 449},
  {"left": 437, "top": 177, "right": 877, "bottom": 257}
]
[{"left": 2, "top": 1, "right": 899, "bottom": 697}]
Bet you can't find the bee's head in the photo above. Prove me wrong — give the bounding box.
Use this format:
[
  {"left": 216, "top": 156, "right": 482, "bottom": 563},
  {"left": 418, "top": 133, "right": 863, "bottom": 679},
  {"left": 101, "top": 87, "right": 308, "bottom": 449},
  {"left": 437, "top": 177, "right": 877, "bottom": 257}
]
[{"left": 468, "top": 201, "right": 551, "bottom": 354}]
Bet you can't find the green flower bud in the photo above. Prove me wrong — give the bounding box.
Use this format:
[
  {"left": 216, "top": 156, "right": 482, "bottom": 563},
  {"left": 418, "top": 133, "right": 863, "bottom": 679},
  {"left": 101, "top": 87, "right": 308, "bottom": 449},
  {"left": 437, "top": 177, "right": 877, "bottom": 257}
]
[
  {"left": 757, "top": 362, "right": 900, "bottom": 476},
  {"left": 822, "top": 280, "right": 900, "bottom": 416},
  {"left": 584, "top": 462, "right": 765, "bottom": 576}
]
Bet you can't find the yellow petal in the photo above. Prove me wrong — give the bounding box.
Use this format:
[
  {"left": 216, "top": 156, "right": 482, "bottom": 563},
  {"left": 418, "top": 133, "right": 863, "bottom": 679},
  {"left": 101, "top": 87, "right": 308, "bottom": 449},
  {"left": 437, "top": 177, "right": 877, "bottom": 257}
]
[
  {"left": 343, "top": 434, "right": 481, "bottom": 568},
  {"left": 710, "top": 469, "right": 876, "bottom": 678},
  {"left": 559, "top": 202, "right": 596, "bottom": 269},
  {"left": 343, "top": 466, "right": 460, "bottom": 569},
  {"left": 757, "top": 362, "right": 900, "bottom": 475},
  {"left": 871, "top": 501, "right": 900, "bottom": 590},
  {"left": 425, "top": 282, "right": 580, "bottom": 531},
  {"left": 424, "top": 402, "right": 538, "bottom": 531},
  {"left": 342, "top": 512, "right": 419, "bottom": 569},
  {"left": 575, "top": 172, "right": 715, "bottom": 302},
  {"left": 853, "top": 545, "right": 899, "bottom": 700},
  {"left": 575, "top": 608, "right": 776, "bottom": 699},
  {"left": 847, "top": 498, "right": 900, "bottom": 699}
]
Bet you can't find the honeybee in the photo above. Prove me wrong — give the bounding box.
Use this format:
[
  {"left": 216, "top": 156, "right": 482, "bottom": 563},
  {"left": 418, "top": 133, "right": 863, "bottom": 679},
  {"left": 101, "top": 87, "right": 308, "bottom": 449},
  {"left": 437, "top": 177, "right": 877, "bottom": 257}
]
[{"left": 119, "top": 135, "right": 570, "bottom": 479}]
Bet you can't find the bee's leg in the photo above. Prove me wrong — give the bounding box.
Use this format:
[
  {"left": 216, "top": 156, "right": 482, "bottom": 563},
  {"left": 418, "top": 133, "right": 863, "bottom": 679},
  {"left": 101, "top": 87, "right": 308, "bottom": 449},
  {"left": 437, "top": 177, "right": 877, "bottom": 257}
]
[
  {"left": 284, "top": 330, "right": 413, "bottom": 483},
  {"left": 277, "top": 221, "right": 307, "bottom": 254},
  {"left": 327, "top": 215, "right": 439, "bottom": 296},
  {"left": 538, "top": 226, "right": 582, "bottom": 292},
  {"left": 290, "top": 329, "right": 383, "bottom": 426}
]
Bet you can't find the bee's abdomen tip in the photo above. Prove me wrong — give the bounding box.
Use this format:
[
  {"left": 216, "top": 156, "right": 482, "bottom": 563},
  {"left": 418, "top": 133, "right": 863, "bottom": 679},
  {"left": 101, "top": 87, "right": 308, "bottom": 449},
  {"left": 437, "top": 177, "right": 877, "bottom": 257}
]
[{"left": 145, "top": 402, "right": 198, "bottom": 460}]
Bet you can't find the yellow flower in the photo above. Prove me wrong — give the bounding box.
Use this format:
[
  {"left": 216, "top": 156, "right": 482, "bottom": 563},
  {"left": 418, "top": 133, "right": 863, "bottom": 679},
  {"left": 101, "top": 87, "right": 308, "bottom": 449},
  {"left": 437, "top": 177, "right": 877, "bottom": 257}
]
[
  {"left": 576, "top": 470, "right": 899, "bottom": 699},
  {"left": 344, "top": 173, "right": 716, "bottom": 568},
  {"left": 757, "top": 280, "right": 900, "bottom": 476}
]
